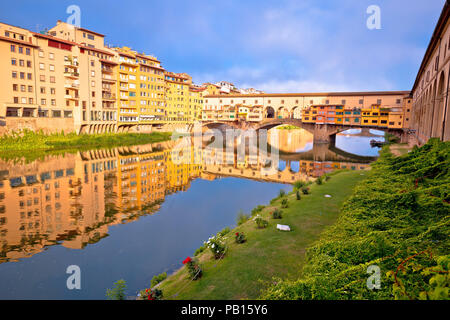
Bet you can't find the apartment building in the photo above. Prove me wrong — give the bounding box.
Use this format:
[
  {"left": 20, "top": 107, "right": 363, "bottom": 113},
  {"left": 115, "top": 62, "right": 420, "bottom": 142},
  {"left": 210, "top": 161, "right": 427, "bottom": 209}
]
[{"left": 164, "top": 72, "right": 192, "bottom": 123}]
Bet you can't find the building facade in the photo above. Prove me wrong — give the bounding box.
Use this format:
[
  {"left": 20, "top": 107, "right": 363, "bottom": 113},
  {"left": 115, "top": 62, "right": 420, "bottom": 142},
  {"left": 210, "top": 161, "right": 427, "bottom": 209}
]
[{"left": 410, "top": 1, "right": 450, "bottom": 143}]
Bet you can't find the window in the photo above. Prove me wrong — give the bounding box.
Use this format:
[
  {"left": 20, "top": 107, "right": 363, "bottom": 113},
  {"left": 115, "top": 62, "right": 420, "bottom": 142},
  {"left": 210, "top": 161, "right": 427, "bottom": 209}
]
[
  {"left": 49, "top": 64, "right": 55, "bottom": 71},
  {"left": 11, "top": 58, "right": 16, "bottom": 65},
  {"left": 52, "top": 110, "right": 61, "bottom": 118},
  {"left": 19, "top": 60, "right": 24, "bottom": 67},
  {"left": 40, "top": 87, "right": 45, "bottom": 94},
  {"left": 39, "top": 63, "right": 44, "bottom": 70},
  {"left": 40, "top": 75, "right": 45, "bottom": 82},
  {"left": 12, "top": 71, "right": 17, "bottom": 78},
  {"left": 25, "top": 48, "right": 30, "bottom": 55},
  {"left": 18, "top": 47, "right": 23, "bottom": 54},
  {"left": 39, "top": 50, "right": 44, "bottom": 57},
  {"left": 50, "top": 88, "right": 55, "bottom": 94},
  {"left": 359, "top": 99, "right": 363, "bottom": 104},
  {"left": 49, "top": 53, "right": 54, "bottom": 60},
  {"left": 342, "top": 99, "right": 346, "bottom": 104},
  {"left": 51, "top": 99, "right": 56, "bottom": 106},
  {"left": 19, "top": 72, "right": 25, "bottom": 79},
  {"left": 377, "top": 99, "right": 382, "bottom": 104},
  {"left": 13, "top": 84, "right": 18, "bottom": 91},
  {"left": 27, "top": 60, "right": 32, "bottom": 68},
  {"left": 10, "top": 44, "right": 15, "bottom": 52},
  {"left": 28, "top": 86, "right": 33, "bottom": 92},
  {"left": 325, "top": 100, "right": 329, "bottom": 104},
  {"left": 50, "top": 76, "right": 55, "bottom": 83},
  {"left": 27, "top": 73, "right": 32, "bottom": 80},
  {"left": 41, "top": 99, "right": 46, "bottom": 105},
  {"left": 28, "top": 98, "right": 33, "bottom": 104},
  {"left": 20, "top": 85, "right": 26, "bottom": 92}
]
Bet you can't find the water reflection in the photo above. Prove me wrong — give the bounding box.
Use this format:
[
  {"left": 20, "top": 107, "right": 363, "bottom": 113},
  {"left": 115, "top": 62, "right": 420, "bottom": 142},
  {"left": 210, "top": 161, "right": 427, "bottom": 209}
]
[{"left": 0, "top": 128, "right": 380, "bottom": 298}]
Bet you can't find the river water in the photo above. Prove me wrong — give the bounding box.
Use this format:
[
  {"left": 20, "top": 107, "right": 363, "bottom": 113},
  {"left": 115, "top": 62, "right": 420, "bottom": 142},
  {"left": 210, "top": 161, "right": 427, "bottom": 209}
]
[{"left": 0, "top": 128, "right": 384, "bottom": 299}]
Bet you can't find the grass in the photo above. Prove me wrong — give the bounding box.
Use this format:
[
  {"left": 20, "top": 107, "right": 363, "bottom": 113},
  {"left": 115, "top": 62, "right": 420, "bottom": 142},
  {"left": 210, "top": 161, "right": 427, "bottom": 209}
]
[
  {"left": 276, "top": 125, "right": 301, "bottom": 130},
  {"left": 158, "top": 170, "right": 366, "bottom": 299},
  {"left": 0, "top": 130, "right": 172, "bottom": 161}
]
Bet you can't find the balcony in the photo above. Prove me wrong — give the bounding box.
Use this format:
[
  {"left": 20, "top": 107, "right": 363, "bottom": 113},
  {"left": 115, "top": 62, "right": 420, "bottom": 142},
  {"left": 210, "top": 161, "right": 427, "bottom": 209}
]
[
  {"left": 64, "top": 59, "right": 79, "bottom": 68},
  {"left": 102, "top": 93, "right": 116, "bottom": 100},
  {"left": 64, "top": 94, "right": 79, "bottom": 100},
  {"left": 64, "top": 82, "right": 80, "bottom": 89},
  {"left": 64, "top": 71, "right": 79, "bottom": 79},
  {"left": 102, "top": 75, "right": 116, "bottom": 82},
  {"left": 101, "top": 67, "right": 114, "bottom": 74}
]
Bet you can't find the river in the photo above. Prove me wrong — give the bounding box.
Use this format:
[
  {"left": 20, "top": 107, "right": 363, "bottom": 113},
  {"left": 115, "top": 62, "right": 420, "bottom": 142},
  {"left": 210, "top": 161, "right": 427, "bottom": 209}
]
[{"left": 0, "top": 128, "right": 384, "bottom": 299}]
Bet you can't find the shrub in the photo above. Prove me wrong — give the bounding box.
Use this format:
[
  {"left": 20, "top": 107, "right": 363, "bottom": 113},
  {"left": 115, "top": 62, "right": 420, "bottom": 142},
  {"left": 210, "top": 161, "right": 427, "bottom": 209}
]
[
  {"left": 316, "top": 176, "right": 323, "bottom": 185},
  {"left": 237, "top": 211, "right": 250, "bottom": 225},
  {"left": 272, "top": 209, "right": 282, "bottom": 219},
  {"left": 139, "top": 288, "right": 163, "bottom": 300},
  {"left": 204, "top": 235, "right": 227, "bottom": 259},
  {"left": 301, "top": 187, "right": 310, "bottom": 194},
  {"left": 281, "top": 198, "right": 289, "bottom": 208},
  {"left": 106, "top": 279, "right": 127, "bottom": 300},
  {"left": 194, "top": 245, "right": 206, "bottom": 256},
  {"left": 296, "top": 190, "right": 301, "bottom": 200},
  {"left": 293, "top": 180, "right": 306, "bottom": 190},
  {"left": 279, "top": 189, "right": 286, "bottom": 197},
  {"left": 151, "top": 272, "right": 167, "bottom": 287},
  {"left": 324, "top": 175, "right": 331, "bottom": 181},
  {"left": 251, "top": 205, "right": 265, "bottom": 216},
  {"left": 183, "top": 257, "right": 202, "bottom": 280},
  {"left": 255, "top": 217, "right": 269, "bottom": 229},
  {"left": 218, "top": 227, "right": 231, "bottom": 237},
  {"left": 235, "top": 232, "right": 246, "bottom": 244}
]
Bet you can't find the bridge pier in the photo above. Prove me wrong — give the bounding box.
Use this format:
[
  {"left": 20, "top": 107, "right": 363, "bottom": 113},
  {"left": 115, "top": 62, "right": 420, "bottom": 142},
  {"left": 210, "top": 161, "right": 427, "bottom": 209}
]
[{"left": 313, "top": 124, "right": 335, "bottom": 144}]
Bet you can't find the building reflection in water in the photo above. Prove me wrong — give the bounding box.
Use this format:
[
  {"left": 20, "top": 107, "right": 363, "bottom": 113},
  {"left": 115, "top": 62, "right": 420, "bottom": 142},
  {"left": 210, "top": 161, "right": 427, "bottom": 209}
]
[{"left": 0, "top": 129, "right": 372, "bottom": 263}]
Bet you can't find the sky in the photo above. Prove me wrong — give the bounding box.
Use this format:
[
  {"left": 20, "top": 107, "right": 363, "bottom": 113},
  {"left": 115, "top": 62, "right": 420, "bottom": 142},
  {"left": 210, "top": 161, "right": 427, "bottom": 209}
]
[{"left": 0, "top": 0, "right": 446, "bottom": 93}]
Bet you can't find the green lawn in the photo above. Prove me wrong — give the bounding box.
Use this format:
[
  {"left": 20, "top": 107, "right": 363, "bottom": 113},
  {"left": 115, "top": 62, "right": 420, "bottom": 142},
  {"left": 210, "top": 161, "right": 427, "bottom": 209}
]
[{"left": 158, "top": 170, "right": 366, "bottom": 300}]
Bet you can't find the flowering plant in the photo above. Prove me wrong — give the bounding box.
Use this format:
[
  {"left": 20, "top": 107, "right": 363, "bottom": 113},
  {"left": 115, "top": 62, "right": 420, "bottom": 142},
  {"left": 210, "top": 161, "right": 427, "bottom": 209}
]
[
  {"left": 204, "top": 235, "right": 227, "bottom": 259},
  {"left": 255, "top": 217, "right": 269, "bottom": 229},
  {"left": 183, "top": 256, "right": 202, "bottom": 280},
  {"left": 139, "top": 288, "right": 163, "bottom": 300},
  {"left": 235, "top": 232, "right": 246, "bottom": 244}
]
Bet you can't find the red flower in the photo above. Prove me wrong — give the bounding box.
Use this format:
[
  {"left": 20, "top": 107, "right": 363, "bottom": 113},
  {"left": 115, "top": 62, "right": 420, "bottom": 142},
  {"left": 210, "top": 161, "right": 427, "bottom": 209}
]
[
  {"left": 235, "top": 233, "right": 239, "bottom": 236},
  {"left": 183, "top": 256, "right": 192, "bottom": 264}
]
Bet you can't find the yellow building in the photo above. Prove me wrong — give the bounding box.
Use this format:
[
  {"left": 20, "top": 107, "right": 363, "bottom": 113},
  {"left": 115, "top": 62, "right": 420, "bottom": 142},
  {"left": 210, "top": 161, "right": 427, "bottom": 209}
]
[
  {"left": 164, "top": 72, "right": 192, "bottom": 123},
  {"left": 188, "top": 85, "right": 205, "bottom": 121},
  {"left": 361, "top": 104, "right": 381, "bottom": 126}
]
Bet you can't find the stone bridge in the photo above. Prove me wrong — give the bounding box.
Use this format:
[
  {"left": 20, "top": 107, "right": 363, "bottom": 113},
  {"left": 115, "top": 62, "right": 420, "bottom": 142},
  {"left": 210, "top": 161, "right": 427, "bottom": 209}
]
[{"left": 201, "top": 118, "right": 406, "bottom": 143}]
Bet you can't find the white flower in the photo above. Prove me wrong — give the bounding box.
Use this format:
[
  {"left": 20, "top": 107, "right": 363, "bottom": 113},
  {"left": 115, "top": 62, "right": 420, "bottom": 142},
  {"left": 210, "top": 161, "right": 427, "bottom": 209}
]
[{"left": 211, "top": 244, "right": 215, "bottom": 249}]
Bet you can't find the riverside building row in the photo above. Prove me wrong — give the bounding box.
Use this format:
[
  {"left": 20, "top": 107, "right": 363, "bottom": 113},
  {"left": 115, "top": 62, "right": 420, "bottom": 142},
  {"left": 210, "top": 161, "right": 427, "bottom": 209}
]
[{"left": 0, "top": 20, "right": 205, "bottom": 135}]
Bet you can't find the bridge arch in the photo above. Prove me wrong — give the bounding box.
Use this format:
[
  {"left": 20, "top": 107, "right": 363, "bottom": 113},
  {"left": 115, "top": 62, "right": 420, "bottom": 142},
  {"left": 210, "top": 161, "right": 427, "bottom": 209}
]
[
  {"left": 264, "top": 106, "right": 275, "bottom": 119},
  {"left": 277, "top": 106, "right": 289, "bottom": 119}
]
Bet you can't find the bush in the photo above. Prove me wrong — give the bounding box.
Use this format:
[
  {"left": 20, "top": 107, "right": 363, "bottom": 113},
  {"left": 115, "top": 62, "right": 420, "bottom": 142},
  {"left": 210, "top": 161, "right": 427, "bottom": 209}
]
[
  {"left": 272, "top": 209, "right": 282, "bottom": 219},
  {"left": 301, "top": 187, "right": 309, "bottom": 195},
  {"left": 218, "top": 227, "right": 231, "bottom": 237},
  {"left": 183, "top": 257, "right": 202, "bottom": 280},
  {"left": 255, "top": 217, "right": 269, "bottom": 229},
  {"left": 194, "top": 245, "right": 206, "bottom": 256},
  {"left": 281, "top": 198, "right": 289, "bottom": 208},
  {"left": 293, "top": 180, "right": 306, "bottom": 190},
  {"left": 204, "top": 235, "right": 227, "bottom": 259},
  {"left": 151, "top": 272, "right": 167, "bottom": 287},
  {"left": 315, "top": 176, "right": 323, "bottom": 185},
  {"left": 237, "top": 211, "right": 250, "bottom": 225},
  {"left": 279, "top": 189, "right": 286, "bottom": 198},
  {"left": 251, "top": 205, "right": 265, "bottom": 216},
  {"left": 324, "top": 175, "right": 331, "bottom": 181},
  {"left": 106, "top": 279, "right": 127, "bottom": 300},
  {"left": 235, "top": 232, "right": 246, "bottom": 244},
  {"left": 139, "top": 288, "right": 163, "bottom": 300},
  {"left": 296, "top": 190, "right": 301, "bottom": 200}
]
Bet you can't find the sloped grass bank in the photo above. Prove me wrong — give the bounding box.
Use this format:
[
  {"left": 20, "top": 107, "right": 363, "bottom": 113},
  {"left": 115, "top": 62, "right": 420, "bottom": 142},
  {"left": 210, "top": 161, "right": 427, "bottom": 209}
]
[
  {"left": 262, "top": 138, "right": 449, "bottom": 300},
  {"left": 158, "top": 170, "right": 366, "bottom": 299}
]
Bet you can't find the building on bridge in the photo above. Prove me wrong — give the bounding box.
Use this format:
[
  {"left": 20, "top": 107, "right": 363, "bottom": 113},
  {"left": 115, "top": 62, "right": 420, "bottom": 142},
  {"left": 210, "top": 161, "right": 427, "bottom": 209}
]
[{"left": 203, "top": 91, "right": 410, "bottom": 126}]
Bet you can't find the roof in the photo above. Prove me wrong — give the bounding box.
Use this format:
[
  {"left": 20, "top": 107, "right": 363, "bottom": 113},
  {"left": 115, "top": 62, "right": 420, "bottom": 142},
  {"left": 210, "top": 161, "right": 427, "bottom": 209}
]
[
  {"left": 411, "top": 1, "right": 450, "bottom": 92},
  {"left": 76, "top": 26, "right": 105, "bottom": 38},
  {"left": 204, "top": 91, "right": 411, "bottom": 98},
  {"left": 0, "top": 35, "right": 39, "bottom": 48},
  {"left": 32, "top": 32, "right": 78, "bottom": 46}
]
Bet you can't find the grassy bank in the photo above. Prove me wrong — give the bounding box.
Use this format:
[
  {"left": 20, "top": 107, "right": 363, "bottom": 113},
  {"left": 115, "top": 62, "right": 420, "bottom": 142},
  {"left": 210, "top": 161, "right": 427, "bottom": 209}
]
[
  {"left": 0, "top": 130, "right": 172, "bottom": 155},
  {"left": 262, "top": 138, "right": 449, "bottom": 300},
  {"left": 157, "top": 170, "right": 366, "bottom": 299}
]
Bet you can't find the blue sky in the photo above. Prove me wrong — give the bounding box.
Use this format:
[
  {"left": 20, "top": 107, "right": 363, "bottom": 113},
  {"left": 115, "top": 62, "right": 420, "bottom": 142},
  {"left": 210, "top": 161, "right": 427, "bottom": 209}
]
[{"left": 1, "top": 0, "right": 445, "bottom": 92}]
